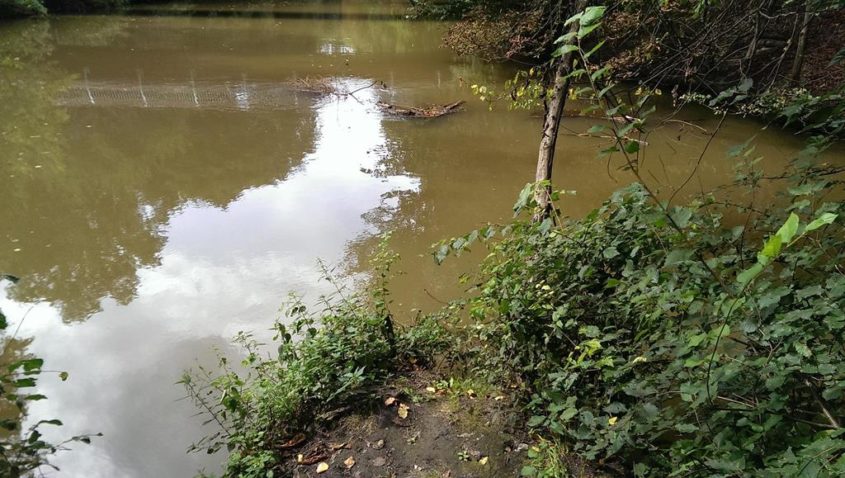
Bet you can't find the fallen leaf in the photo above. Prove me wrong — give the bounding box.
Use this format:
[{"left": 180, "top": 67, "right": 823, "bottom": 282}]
[
  {"left": 329, "top": 441, "right": 347, "bottom": 450},
  {"left": 316, "top": 462, "right": 329, "bottom": 474},
  {"left": 296, "top": 454, "right": 304, "bottom": 464},
  {"left": 373, "top": 439, "right": 384, "bottom": 449},
  {"left": 344, "top": 456, "right": 356, "bottom": 469},
  {"left": 398, "top": 403, "right": 410, "bottom": 419},
  {"left": 466, "top": 389, "right": 477, "bottom": 399},
  {"left": 479, "top": 456, "right": 489, "bottom": 465},
  {"left": 425, "top": 386, "right": 436, "bottom": 393},
  {"left": 494, "top": 395, "right": 505, "bottom": 401},
  {"left": 608, "top": 416, "right": 618, "bottom": 426},
  {"left": 384, "top": 396, "right": 396, "bottom": 406}
]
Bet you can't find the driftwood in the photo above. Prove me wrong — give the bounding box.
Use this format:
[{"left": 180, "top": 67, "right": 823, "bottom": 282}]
[{"left": 377, "top": 100, "right": 466, "bottom": 118}]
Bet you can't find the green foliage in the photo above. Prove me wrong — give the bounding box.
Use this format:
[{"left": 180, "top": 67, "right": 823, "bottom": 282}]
[
  {"left": 0, "top": 277, "right": 97, "bottom": 477},
  {"left": 520, "top": 437, "right": 570, "bottom": 478},
  {"left": 183, "top": 237, "right": 453, "bottom": 478},
  {"left": 0, "top": 0, "right": 45, "bottom": 18},
  {"left": 437, "top": 164, "right": 845, "bottom": 476}
]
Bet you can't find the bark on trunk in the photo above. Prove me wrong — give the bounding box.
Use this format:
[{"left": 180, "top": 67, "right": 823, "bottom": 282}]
[
  {"left": 533, "top": 1, "right": 585, "bottom": 221},
  {"left": 789, "top": 5, "right": 812, "bottom": 86}
]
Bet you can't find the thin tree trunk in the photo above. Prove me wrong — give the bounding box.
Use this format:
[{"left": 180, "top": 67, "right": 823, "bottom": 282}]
[
  {"left": 789, "top": 4, "right": 811, "bottom": 86},
  {"left": 533, "top": 1, "right": 585, "bottom": 221}
]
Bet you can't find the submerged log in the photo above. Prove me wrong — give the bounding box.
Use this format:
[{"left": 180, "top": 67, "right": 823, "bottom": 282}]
[{"left": 377, "top": 100, "right": 465, "bottom": 118}]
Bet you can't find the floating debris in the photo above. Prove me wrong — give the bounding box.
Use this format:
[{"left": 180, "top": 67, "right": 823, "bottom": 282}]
[{"left": 377, "top": 100, "right": 466, "bottom": 118}]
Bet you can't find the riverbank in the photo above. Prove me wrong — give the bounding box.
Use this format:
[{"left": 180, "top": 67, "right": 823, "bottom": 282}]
[{"left": 187, "top": 153, "right": 845, "bottom": 477}]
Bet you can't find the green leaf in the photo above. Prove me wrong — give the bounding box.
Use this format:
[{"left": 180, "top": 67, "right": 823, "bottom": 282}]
[
  {"left": 757, "top": 234, "right": 782, "bottom": 265},
  {"left": 580, "top": 6, "right": 606, "bottom": 25},
  {"left": 603, "top": 247, "right": 620, "bottom": 259},
  {"left": 521, "top": 465, "right": 538, "bottom": 477},
  {"left": 623, "top": 141, "right": 640, "bottom": 154},
  {"left": 14, "top": 378, "right": 36, "bottom": 388},
  {"left": 0, "top": 419, "right": 17, "bottom": 431},
  {"left": 737, "top": 263, "right": 764, "bottom": 286},
  {"left": 563, "top": 12, "right": 582, "bottom": 27},
  {"left": 583, "top": 40, "right": 606, "bottom": 60},
  {"left": 805, "top": 212, "right": 837, "bottom": 232},
  {"left": 527, "top": 415, "right": 545, "bottom": 427},
  {"left": 22, "top": 358, "right": 43, "bottom": 372},
  {"left": 794, "top": 342, "right": 812, "bottom": 358},
  {"left": 776, "top": 213, "right": 800, "bottom": 244},
  {"left": 669, "top": 207, "right": 693, "bottom": 229},
  {"left": 577, "top": 22, "right": 601, "bottom": 39},
  {"left": 552, "top": 44, "right": 578, "bottom": 58}
]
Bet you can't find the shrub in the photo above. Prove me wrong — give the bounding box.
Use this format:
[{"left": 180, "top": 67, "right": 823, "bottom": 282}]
[{"left": 438, "top": 164, "right": 845, "bottom": 476}]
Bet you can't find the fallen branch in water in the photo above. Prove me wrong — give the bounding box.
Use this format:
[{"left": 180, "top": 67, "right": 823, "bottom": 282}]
[{"left": 377, "top": 100, "right": 466, "bottom": 118}]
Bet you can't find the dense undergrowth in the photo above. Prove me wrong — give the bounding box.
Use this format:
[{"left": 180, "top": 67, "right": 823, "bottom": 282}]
[
  {"left": 181, "top": 242, "right": 454, "bottom": 477},
  {"left": 439, "top": 166, "right": 845, "bottom": 476}
]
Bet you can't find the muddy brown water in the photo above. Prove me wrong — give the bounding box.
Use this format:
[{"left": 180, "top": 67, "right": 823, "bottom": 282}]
[{"left": 0, "top": 1, "right": 840, "bottom": 476}]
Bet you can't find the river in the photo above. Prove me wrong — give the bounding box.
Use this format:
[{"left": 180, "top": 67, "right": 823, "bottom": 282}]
[{"left": 0, "top": 1, "right": 831, "bottom": 476}]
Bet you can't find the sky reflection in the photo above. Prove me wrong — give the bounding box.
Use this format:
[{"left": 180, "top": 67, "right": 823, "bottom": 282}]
[{"left": 4, "top": 80, "right": 419, "bottom": 477}]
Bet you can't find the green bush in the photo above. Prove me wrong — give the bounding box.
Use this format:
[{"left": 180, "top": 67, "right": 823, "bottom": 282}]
[
  {"left": 0, "top": 0, "right": 46, "bottom": 18},
  {"left": 439, "top": 165, "right": 845, "bottom": 476}
]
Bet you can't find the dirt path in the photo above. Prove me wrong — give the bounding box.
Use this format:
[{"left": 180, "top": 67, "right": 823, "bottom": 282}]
[{"left": 290, "top": 372, "right": 528, "bottom": 478}]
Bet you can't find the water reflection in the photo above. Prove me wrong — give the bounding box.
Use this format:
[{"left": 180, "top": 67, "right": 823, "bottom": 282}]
[{"left": 5, "top": 78, "right": 418, "bottom": 476}]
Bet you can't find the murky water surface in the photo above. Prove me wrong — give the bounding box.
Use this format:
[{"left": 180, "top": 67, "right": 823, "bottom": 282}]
[{"left": 0, "top": 1, "right": 836, "bottom": 476}]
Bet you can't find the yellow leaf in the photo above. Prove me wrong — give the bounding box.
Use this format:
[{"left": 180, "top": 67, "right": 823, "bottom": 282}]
[
  {"left": 296, "top": 454, "right": 304, "bottom": 464},
  {"left": 316, "top": 462, "right": 329, "bottom": 473},
  {"left": 425, "top": 386, "right": 436, "bottom": 393},
  {"left": 608, "top": 416, "right": 618, "bottom": 426},
  {"left": 398, "top": 403, "right": 410, "bottom": 419},
  {"left": 479, "top": 456, "right": 489, "bottom": 465},
  {"left": 344, "top": 456, "right": 356, "bottom": 469}
]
